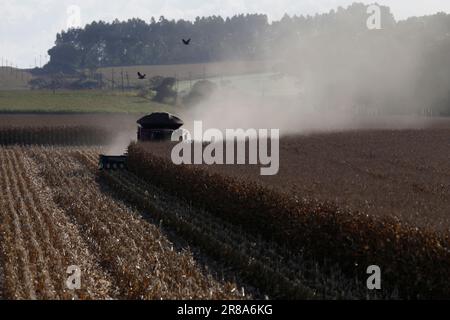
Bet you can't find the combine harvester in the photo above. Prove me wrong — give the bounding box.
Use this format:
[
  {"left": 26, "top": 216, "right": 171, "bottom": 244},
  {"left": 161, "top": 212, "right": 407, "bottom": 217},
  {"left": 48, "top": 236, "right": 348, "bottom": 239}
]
[{"left": 99, "top": 112, "right": 184, "bottom": 170}]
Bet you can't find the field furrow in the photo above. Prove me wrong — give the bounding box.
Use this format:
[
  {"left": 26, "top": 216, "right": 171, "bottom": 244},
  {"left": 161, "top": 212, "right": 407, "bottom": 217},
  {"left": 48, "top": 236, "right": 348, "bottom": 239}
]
[
  {"left": 28, "top": 147, "right": 242, "bottom": 299},
  {"left": 23, "top": 148, "right": 114, "bottom": 299},
  {"left": 7, "top": 149, "right": 59, "bottom": 299},
  {"left": 0, "top": 149, "right": 37, "bottom": 299},
  {"left": 0, "top": 147, "right": 115, "bottom": 299}
]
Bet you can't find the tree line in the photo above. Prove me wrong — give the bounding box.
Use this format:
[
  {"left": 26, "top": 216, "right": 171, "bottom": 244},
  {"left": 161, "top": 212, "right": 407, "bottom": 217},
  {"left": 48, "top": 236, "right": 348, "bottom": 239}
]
[
  {"left": 43, "top": 3, "right": 397, "bottom": 72},
  {"left": 44, "top": 13, "right": 269, "bottom": 73},
  {"left": 41, "top": 2, "right": 450, "bottom": 115}
]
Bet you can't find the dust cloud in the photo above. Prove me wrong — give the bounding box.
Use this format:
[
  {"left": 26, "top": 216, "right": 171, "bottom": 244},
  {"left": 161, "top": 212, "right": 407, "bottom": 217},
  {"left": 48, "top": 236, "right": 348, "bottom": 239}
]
[
  {"left": 104, "top": 130, "right": 136, "bottom": 154},
  {"left": 178, "top": 4, "right": 448, "bottom": 136}
]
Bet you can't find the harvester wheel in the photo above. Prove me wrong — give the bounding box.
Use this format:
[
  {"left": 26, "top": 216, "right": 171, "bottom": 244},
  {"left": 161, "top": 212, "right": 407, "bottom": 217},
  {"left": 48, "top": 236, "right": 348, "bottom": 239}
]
[
  {"left": 112, "top": 163, "right": 118, "bottom": 170},
  {"left": 119, "top": 163, "right": 125, "bottom": 169},
  {"left": 106, "top": 163, "right": 111, "bottom": 170}
]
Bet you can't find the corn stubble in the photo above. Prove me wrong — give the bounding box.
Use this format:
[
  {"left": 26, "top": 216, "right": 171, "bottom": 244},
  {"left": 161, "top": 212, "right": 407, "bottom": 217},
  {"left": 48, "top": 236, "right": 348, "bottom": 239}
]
[{"left": 0, "top": 146, "right": 242, "bottom": 299}]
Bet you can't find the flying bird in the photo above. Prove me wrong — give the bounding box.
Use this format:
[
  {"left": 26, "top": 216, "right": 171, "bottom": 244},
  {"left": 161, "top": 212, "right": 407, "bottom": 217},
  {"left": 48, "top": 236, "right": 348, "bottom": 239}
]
[
  {"left": 182, "top": 38, "right": 191, "bottom": 45},
  {"left": 137, "top": 72, "right": 146, "bottom": 79}
]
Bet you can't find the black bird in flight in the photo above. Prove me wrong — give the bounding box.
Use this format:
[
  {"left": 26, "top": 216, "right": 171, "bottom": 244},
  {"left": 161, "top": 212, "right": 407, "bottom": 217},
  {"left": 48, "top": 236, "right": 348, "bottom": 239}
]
[
  {"left": 137, "top": 72, "right": 146, "bottom": 79},
  {"left": 182, "top": 38, "right": 191, "bottom": 45}
]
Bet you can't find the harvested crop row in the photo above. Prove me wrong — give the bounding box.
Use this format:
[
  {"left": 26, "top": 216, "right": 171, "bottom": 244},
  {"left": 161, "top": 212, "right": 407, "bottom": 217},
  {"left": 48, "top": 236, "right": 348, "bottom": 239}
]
[
  {"left": 0, "top": 222, "right": 3, "bottom": 299},
  {"left": 77, "top": 150, "right": 383, "bottom": 299},
  {"left": 127, "top": 142, "right": 450, "bottom": 298},
  {"left": 0, "top": 146, "right": 113, "bottom": 299},
  {"left": 23, "top": 148, "right": 115, "bottom": 299},
  {"left": 5, "top": 148, "right": 57, "bottom": 298},
  {"left": 29, "top": 147, "right": 242, "bottom": 299},
  {"left": 0, "top": 148, "right": 50, "bottom": 299}
]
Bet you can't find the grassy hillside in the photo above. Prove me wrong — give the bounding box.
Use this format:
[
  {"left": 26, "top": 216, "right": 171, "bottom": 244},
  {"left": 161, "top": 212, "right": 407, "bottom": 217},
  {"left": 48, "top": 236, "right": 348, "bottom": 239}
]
[
  {"left": 0, "top": 60, "right": 278, "bottom": 113},
  {"left": 0, "top": 90, "right": 175, "bottom": 113},
  {"left": 0, "top": 67, "right": 32, "bottom": 90},
  {"left": 0, "top": 60, "right": 274, "bottom": 92}
]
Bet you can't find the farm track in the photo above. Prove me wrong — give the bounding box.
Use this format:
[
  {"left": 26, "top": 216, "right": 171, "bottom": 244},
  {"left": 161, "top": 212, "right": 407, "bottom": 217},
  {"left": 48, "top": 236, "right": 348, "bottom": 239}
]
[{"left": 76, "top": 150, "right": 378, "bottom": 299}]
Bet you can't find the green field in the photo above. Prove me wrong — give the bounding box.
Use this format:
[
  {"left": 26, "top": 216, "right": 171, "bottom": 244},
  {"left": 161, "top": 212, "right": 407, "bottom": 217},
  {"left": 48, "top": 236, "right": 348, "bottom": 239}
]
[
  {"left": 0, "top": 59, "right": 286, "bottom": 114},
  {"left": 0, "top": 73, "right": 291, "bottom": 114},
  {"left": 0, "top": 90, "right": 176, "bottom": 113},
  {"left": 0, "top": 60, "right": 275, "bottom": 93}
]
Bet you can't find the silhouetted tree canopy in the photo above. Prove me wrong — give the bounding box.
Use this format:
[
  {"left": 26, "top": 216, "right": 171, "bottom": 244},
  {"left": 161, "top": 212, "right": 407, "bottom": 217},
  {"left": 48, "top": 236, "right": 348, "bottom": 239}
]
[{"left": 45, "top": 14, "right": 269, "bottom": 71}]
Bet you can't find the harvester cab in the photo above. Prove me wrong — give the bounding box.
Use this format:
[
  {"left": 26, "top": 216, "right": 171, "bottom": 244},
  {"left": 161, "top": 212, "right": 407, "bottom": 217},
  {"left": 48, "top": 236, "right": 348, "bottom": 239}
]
[{"left": 99, "top": 112, "right": 184, "bottom": 170}]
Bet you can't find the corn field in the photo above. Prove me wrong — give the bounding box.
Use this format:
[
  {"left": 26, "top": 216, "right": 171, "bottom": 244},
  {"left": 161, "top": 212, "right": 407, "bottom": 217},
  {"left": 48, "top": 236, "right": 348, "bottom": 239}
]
[
  {"left": 1, "top": 126, "right": 450, "bottom": 299},
  {"left": 0, "top": 146, "right": 390, "bottom": 299},
  {"left": 126, "top": 141, "right": 450, "bottom": 299},
  {"left": 0, "top": 146, "right": 245, "bottom": 299}
]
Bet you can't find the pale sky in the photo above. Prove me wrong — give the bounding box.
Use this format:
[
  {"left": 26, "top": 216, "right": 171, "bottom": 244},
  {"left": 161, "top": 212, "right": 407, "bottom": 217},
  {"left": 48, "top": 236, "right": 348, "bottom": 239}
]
[{"left": 1, "top": 0, "right": 449, "bottom": 68}]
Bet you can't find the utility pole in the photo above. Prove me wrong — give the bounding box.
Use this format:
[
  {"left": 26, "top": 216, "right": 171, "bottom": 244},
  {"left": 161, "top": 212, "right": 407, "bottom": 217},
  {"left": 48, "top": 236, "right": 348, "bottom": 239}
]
[
  {"left": 111, "top": 68, "right": 115, "bottom": 90},
  {"left": 174, "top": 73, "right": 178, "bottom": 93},
  {"left": 121, "top": 68, "right": 124, "bottom": 92},
  {"left": 126, "top": 72, "right": 130, "bottom": 88},
  {"left": 188, "top": 72, "right": 192, "bottom": 90}
]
